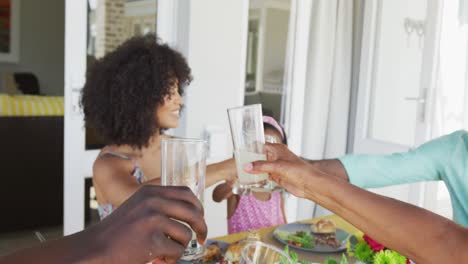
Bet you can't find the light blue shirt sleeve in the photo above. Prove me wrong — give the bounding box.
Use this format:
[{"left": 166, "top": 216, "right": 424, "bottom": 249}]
[
  {"left": 339, "top": 130, "right": 468, "bottom": 226},
  {"left": 339, "top": 131, "right": 464, "bottom": 188}
]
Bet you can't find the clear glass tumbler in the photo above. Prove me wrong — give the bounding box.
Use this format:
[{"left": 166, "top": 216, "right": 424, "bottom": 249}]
[
  {"left": 228, "top": 104, "right": 275, "bottom": 194},
  {"left": 239, "top": 241, "right": 293, "bottom": 264},
  {"left": 160, "top": 138, "right": 207, "bottom": 258}
]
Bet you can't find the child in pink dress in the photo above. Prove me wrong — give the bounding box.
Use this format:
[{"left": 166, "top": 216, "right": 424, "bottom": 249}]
[{"left": 213, "top": 116, "right": 288, "bottom": 233}]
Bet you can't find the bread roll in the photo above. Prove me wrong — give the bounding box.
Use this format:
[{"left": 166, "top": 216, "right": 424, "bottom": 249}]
[{"left": 311, "top": 219, "right": 336, "bottom": 234}]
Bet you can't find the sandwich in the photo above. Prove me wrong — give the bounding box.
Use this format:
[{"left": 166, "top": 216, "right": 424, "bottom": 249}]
[{"left": 311, "top": 220, "right": 340, "bottom": 248}]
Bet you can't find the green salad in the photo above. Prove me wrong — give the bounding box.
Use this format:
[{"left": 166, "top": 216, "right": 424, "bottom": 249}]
[
  {"left": 275, "top": 230, "right": 315, "bottom": 249},
  {"left": 280, "top": 246, "right": 312, "bottom": 264},
  {"left": 280, "top": 245, "right": 349, "bottom": 264}
]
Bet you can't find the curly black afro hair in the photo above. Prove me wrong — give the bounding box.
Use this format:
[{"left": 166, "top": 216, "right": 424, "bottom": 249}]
[{"left": 81, "top": 34, "right": 192, "bottom": 149}]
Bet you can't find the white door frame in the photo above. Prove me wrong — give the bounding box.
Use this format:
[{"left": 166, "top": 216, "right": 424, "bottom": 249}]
[
  {"left": 353, "top": 0, "right": 413, "bottom": 155},
  {"left": 64, "top": 0, "right": 99, "bottom": 235},
  {"left": 353, "top": 0, "right": 443, "bottom": 207},
  {"left": 354, "top": 0, "right": 442, "bottom": 153}
]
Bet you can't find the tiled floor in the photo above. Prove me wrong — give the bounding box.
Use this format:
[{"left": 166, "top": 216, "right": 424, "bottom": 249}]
[{"left": 0, "top": 226, "right": 63, "bottom": 256}]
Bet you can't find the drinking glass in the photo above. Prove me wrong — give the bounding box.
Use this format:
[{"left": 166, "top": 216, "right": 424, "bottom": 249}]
[
  {"left": 239, "top": 241, "right": 293, "bottom": 264},
  {"left": 227, "top": 104, "right": 275, "bottom": 194},
  {"left": 160, "top": 138, "right": 207, "bottom": 258}
]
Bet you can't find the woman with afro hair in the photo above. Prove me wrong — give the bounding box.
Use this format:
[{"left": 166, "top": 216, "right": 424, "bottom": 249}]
[{"left": 81, "top": 34, "right": 235, "bottom": 219}]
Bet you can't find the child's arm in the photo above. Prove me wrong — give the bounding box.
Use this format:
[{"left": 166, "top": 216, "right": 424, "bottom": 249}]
[{"left": 212, "top": 181, "right": 235, "bottom": 202}]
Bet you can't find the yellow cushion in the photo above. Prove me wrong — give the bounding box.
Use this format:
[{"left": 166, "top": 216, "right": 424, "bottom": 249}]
[{"left": 0, "top": 94, "right": 64, "bottom": 116}]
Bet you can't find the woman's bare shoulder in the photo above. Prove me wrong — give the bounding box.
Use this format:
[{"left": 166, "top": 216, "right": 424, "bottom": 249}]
[{"left": 93, "top": 148, "right": 135, "bottom": 183}]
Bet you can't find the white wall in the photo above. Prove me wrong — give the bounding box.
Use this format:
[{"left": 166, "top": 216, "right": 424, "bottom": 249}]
[
  {"left": 169, "top": 0, "right": 248, "bottom": 238},
  {"left": 183, "top": 2, "right": 247, "bottom": 139},
  {"left": 0, "top": 0, "right": 64, "bottom": 95}
]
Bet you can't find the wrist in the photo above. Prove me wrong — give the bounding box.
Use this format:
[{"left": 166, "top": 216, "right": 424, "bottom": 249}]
[
  {"left": 71, "top": 225, "right": 108, "bottom": 264},
  {"left": 301, "top": 167, "right": 332, "bottom": 201}
]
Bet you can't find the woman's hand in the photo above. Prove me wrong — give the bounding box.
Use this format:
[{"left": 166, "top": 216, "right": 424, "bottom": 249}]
[
  {"left": 92, "top": 185, "right": 207, "bottom": 264},
  {"left": 244, "top": 143, "right": 317, "bottom": 198}
]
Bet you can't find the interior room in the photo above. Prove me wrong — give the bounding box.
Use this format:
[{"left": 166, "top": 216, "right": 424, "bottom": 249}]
[
  {"left": 1, "top": 0, "right": 467, "bottom": 262},
  {"left": 0, "top": 0, "right": 159, "bottom": 254},
  {"left": 0, "top": 0, "right": 65, "bottom": 254}
]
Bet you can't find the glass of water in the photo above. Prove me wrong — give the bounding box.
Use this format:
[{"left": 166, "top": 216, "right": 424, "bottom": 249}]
[
  {"left": 227, "top": 104, "right": 275, "bottom": 194},
  {"left": 160, "top": 138, "right": 207, "bottom": 258},
  {"left": 240, "top": 241, "right": 293, "bottom": 264}
]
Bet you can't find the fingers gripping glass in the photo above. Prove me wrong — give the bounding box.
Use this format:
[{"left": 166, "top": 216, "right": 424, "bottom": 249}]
[
  {"left": 227, "top": 104, "right": 280, "bottom": 194},
  {"left": 161, "top": 138, "right": 207, "bottom": 259}
]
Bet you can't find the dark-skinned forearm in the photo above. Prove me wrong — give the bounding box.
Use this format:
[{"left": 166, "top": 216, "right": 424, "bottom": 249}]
[
  {"left": 303, "top": 173, "right": 468, "bottom": 264},
  {"left": 0, "top": 227, "right": 104, "bottom": 264},
  {"left": 304, "top": 158, "right": 349, "bottom": 181}
]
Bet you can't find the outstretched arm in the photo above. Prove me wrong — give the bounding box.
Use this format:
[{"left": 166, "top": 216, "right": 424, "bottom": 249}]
[
  {"left": 0, "top": 186, "right": 207, "bottom": 264},
  {"left": 305, "top": 158, "right": 349, "bottom": 181},
  {"left": 206, "top": 158, "right": 236, "bottom": 188},
  {"left": 246, "top": 144, "right": 468, "bottom": 264},
  {"left": 0, "top": 231, "right": 101, "bottom": 264}
]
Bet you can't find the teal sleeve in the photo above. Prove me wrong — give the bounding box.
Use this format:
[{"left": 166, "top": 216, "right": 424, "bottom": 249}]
[{"left": 338, "top": 131, "right": 465, "bottom": 188}]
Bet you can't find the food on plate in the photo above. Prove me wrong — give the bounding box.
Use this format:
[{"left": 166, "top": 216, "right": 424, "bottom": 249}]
[
  {"left": 310, "top": 219, "right": 336, "bottom": 234},
  {"left": 200, "top": 242, "right": 222, "bottom": 262},
  {"left": 311, "top": 220, "right": 340, "bottom": 248},
  {"left": 313, "top": 233, "right": 341, "bottom": 248},
  {"left": 274, "top": 230, "right": 315, "bottom": 249},
  {"left": 223, "top": 241, "right": 244, "bottom": 263}
]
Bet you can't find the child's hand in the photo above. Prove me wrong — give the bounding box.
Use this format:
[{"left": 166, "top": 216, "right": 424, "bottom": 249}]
[{"left": 212, "top": 181, "right": 235, "bottom": 202}]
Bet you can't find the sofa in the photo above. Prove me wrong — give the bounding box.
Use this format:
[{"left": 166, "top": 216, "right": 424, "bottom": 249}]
[{"left": 0, "top": 116, "right": 64, "bottom": 233}]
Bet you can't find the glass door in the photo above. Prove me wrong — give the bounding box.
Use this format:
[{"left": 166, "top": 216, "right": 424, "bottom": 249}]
[
  {"left": 244, "top": 0, "right": 291, "bottom": 122},
  {"left": 64, "top": 0, "right": 158, "bottom": 235}
]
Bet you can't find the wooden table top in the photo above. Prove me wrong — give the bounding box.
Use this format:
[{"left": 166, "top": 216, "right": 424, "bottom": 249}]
[{"left": 211, "top": 215, "right": 362, "bottom": 263}]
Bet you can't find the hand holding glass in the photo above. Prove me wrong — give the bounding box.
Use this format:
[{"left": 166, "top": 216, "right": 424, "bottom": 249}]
[
  {"left": 228, "top": 104, "right": 276, "bottom": 194},
  {"left": 160, "top": 138, "right": 207, "bottom": 258}
]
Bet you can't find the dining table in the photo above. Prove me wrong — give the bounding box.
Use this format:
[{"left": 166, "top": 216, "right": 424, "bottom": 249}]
[{"left": 211, "top": 214, "right": 363, "bottom": 263}]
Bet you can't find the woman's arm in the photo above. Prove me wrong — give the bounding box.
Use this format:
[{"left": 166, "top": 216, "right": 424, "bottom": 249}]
[
  {"left": 246, "top": 144, "right": 468, "bottom": 264},
  {"left": 206, "top": 158, "right": 236, "bottom": 187}
]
